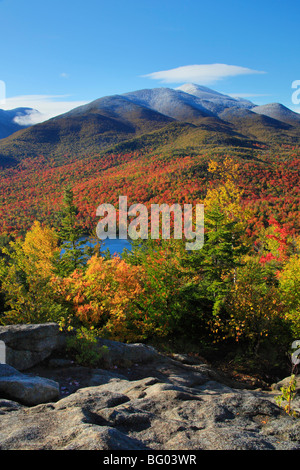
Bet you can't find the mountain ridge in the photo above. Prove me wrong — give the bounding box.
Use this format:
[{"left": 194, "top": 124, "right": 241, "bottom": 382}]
[
  {"left": 0, "top": 107, "right": 39, "bottom": 140},
  {"left": 251, "top": 102, "right": 300, "bottom": 125},
  {"left": 0, "top": 84, "right": 299, "bottom": 167}
]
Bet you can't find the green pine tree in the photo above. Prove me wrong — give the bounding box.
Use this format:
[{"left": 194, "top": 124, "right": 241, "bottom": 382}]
[
  {"left": 56, "top": 187, "right": 91, "bottom": 276},
  {"left": 183, "top": 204, "right": 249, "bottom": 315}
]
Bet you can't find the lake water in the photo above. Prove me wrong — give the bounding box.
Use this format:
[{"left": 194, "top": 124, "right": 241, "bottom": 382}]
[
  {"left": 72, "top": 237, "right": 132, "bottom": 257},
  {"left": 91, "top": 237, "right": 132, "bottom": 256},
  {"left": 61, "top": 237, "right": 135, "bottom": 258}
]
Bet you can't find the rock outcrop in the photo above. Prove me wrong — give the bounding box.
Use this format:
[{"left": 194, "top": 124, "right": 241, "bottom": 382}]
[
  {"left": 0, "top": 323, "right": 299, "bottom": 450},
  {"left": 0, "top": 364, "right": 59, "bottom": 406},
  {"left": 0, "top": 365, "right": 299, "bottom": 450},
  {"left": 0, "top": 323, "right": 66, "bottom": 370}
]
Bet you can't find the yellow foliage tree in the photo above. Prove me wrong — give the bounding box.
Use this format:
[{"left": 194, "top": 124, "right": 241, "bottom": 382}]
[
  {"left": 204, "top": 157, "right": 252, "bottom": 231},
  {"left": 217, "top": 279, "right": 287, "bottom": 350},
  {"left": 22, "top": 221, "right": 59, "bottom": 277},
  {"left": 278, "top": 250, "right": 300, "bottom": 337},
  {"left": 0, "top": 221, "right": 66, "bottom": 324}
]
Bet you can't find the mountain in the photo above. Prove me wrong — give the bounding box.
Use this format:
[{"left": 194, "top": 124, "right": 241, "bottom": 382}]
[
  {"left": 0, "top": 108, "right": 39, "bottom": 139},
  {"left": 175, "top": 85, "right": 300, "bottom": 142},
  {"left": 218, "top": 107, "right": 299, "bottom": 143},
  {"left": 123, "top": 87, "right": 215, "bottom": 123},
  {"left": 0, "top": 85, "right": 299, "bottom": 168},
  {"left": 0, "top": 96, "right": 175, "bottom": 167},
  {"left": 251, "top": 103, "right": 300, "bottom": 126},
  {"left": 57, "top": 94, "right": 176, "bottom": 131},
  {"left": 176, "top": 83, "right": 254, "bottom": 115}
]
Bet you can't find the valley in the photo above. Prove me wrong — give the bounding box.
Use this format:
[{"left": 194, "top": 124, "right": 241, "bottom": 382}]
[{"left": 0, "top": 84, "right": 299, "bottom": 238}]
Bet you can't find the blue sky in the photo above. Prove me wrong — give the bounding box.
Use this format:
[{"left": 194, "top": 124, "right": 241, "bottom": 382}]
[{"left": 0, "top": 0, "right": 299, "bottom": 121}]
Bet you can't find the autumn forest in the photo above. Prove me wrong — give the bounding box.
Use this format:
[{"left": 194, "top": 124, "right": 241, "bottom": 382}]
[{"left": 0, "top": 139, "right": 300, "bottom": 382}]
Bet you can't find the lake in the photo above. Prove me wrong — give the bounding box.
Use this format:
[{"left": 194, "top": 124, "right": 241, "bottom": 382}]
[
  {"left": 89, "top": 237, "right": 132, "bottom": 256},
  {"left": 64, "top": 237, "right": 133, "bottom": 257}
]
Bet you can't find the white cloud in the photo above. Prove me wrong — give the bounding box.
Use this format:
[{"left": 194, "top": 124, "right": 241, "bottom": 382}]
[
  {"left": 142, "top": 63, "right": 266, "bottom": 85},
  {"left": 60, "top": 72, "right": 70, "bottom": 79},
  {"left": 13, "top": 109, "right": 44, "bottom": 126},
  {"left": 1, "top": 94, "right": 88, "bottom": 124}
]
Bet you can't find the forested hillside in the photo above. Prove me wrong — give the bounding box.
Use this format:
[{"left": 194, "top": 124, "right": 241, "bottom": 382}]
[{"left": 0, "top": 153, "right": 300, "bottom": 393}]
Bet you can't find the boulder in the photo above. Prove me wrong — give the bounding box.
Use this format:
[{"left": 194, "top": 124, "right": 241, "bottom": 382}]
[
  {"left": 0, "top": 323, "right": 66, "bottom": 370},
  {"left": 0, "top": 364, "right": 59, "bottom": 406},
  {"left": 97, "top": 337, "right": 160, "bottom": 367},
  {"left": 272, "top": 375, "right": 300, "bottom": 394},
  {"left": 0, "top": 323, "right": 160, "bottom": 370}
]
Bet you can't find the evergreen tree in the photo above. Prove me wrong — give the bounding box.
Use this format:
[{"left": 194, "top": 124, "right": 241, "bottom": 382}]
[
  {"left": 57, "top": 187, "right": 91, "bottom": 276},
  {"left": 183, "top": 204, "right": 249, "bottom": 315}
]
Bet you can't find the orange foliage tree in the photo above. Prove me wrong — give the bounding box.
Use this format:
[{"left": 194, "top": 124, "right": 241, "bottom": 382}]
[{"left": 58, "top": 254, "right": 149, "bottom": 342}]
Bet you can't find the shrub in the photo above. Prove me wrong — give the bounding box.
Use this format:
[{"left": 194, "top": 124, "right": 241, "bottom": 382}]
[
  {"left": 278, "top": 253, "right": 300, "bottom": 337},
  {"left": 65, "top": 326, "right": 108, "bottom": 367},
  {"left": 212, "top": 260, "right": 292, "bottom": 353},
  {"left": 60, "top": 254, "right": 148, "bottom": 342}
]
